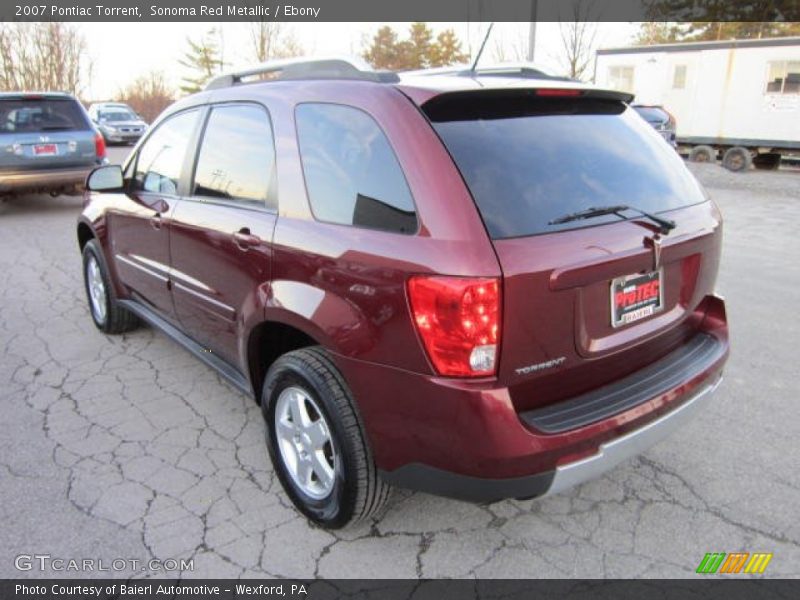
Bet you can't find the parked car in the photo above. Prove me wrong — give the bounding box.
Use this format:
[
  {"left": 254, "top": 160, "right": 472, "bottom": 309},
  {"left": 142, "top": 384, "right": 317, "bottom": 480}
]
[
  {"left": 0, "top": 92, "right": 106, "bottom": 197},
  {"left": 87, "top": 102, "right": 147, "bottom": 145},
  {"left": 632, "top": 104, "right": 678, "bottom": 148},
  {"left": 77, "top": 58, "right": 729, "bottom": 529}
]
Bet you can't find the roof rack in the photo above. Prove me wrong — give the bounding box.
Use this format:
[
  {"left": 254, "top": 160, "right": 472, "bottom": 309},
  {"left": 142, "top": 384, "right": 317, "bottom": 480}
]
[{"left": 205, "top": 57, "right": 399, "bottom": 90}]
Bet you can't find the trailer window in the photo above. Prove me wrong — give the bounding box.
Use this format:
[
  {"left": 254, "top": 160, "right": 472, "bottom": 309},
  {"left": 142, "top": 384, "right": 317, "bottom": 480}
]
[
  {"left": 672, "top": 65, "right": 687, "bottom": 89},
  {"left": 607, "top": 66, "right": 634, "bottom": 93},
  {"left": 766, "top": 61, "right": 800, "bottom": 94}
]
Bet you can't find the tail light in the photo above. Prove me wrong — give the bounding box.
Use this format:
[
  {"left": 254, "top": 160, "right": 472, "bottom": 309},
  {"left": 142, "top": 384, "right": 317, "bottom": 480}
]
[
  {"left": 94, "top": 132, "right": 106, "bottom": 159},
  {"left": 407, "top": 276, "right": 501, "bottom": 377},
  {"left": 535, "top": 88, "right": 582, "bottom": 97}
]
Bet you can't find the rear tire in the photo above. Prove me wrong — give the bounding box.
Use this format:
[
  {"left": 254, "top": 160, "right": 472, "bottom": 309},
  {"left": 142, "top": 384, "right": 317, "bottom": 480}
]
[
  {"left": 688, "top": 145, "right": 716, "bottom": 163},
  {"left": 262, "top": 347, "right": 390, "bottom": 528},
  {"left": 82, "top": 239, "right": 139, "bottom": 334},
  {"left": 721, "top": 146, "right": 753, "bottom": 172}
]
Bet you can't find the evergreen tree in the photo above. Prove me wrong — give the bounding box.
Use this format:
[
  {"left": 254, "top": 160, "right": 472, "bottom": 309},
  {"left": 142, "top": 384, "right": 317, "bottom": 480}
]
[
  {"left": 363, "top": 23, "right": 467, "bottom": 70},
  {"left": 179, "top": 28, "right": 224, "bottom": 94}
]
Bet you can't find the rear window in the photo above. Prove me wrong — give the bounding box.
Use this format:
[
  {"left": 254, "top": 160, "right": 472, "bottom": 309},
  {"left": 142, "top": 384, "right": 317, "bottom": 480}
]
[
  {"left": 0, "top": 98, "right": 88, "bottom": 133},
  {"left": 427, "top": 94, "right": 705, "bottom": 239}
]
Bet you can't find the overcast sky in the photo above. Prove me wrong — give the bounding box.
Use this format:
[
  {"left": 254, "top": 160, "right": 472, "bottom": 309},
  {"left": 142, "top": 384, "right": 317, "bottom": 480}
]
[{"left": 81, "top": 22, "right": 639, "bottom": 99}]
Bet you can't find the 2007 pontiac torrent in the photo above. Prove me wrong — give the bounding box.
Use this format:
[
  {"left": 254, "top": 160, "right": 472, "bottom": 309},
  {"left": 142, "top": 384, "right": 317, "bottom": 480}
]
[{"left": 77, "top": 59, "right": 729, "bottom": 528}]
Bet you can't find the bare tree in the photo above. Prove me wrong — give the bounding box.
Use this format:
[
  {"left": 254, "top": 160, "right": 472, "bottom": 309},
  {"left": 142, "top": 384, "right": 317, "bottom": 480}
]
[
  {"left": 0, "top": 23, "right": 90, "bottom": 94},
  {"left": 115, "top": 71, "right": 174, "bottom": 123},
  {"left": 557, "top": 0, "right": 598, "bottom": 81},
  {"left": 249, "top": 21, "right": 304, "bottom": 63}
]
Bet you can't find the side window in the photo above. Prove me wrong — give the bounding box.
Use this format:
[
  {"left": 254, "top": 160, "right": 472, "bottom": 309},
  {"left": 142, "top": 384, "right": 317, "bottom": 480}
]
[
  {"left": 295, "top": 103, "right": 417, "bottom": 234},
  {"left": 133, "top": 109, "right": 198, "bottom": 196},
  {"left": 192, "top": 104, "right": 276, "bottom": 209}
]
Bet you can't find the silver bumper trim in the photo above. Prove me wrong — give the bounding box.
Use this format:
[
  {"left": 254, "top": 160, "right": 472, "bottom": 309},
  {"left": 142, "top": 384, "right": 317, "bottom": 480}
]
[{"left": 545, "top": 375, "right": 723, "bottom": 496}]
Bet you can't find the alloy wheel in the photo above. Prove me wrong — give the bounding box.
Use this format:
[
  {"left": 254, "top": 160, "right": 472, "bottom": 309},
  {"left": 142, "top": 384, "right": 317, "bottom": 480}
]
[
  {"left": 86, "top": 255, "right": 107, "bottom": 324},
  {"left": 274, "top": 386, "right": 337, "bottom": 499}
]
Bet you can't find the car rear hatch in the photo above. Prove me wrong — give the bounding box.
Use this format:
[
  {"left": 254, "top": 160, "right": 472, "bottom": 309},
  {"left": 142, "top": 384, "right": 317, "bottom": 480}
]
[
  {"left": 0, "top": 95, "right": 98, "bottom": 170},
  {"left": 421, "top": 87, "right": 722, "bottom": 414}
]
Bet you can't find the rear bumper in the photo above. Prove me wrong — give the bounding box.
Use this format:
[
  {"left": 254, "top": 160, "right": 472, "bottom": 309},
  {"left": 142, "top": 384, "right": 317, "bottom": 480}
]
[
  {"left": 103, "top": 131, "right": 143, "bottom": 143},
  {"left": 336, "top": 295, "right": 729, "bottom": 502},
  {"left": 380, "top": 374, "right": 721, "bottom": 502},
  {"left": 546, "top": 373, "right": 720, "bottom": 497},
  {"left": 0, "top": 165, "right": 95, "bottom": 193}
]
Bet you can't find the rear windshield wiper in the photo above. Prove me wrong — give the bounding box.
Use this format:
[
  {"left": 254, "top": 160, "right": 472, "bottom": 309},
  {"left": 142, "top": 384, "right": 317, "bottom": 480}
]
[
  {"left": 549, "top": 204, "right": 676, "bottom": 234},
  {"left": 39, "top": 125, "right": 73, "bottom": 131}
]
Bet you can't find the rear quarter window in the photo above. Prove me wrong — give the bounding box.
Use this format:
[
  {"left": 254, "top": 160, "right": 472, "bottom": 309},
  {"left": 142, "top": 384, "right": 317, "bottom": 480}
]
[
  {"left": 427, "top": 94, "right": 706, "bottom": 239},
  {"left": 295, "top": 103, "right": 418, "bottom": 235}
]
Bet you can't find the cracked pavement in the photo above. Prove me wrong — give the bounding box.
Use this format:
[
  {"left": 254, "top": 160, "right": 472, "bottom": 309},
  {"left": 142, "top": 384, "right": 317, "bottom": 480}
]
[{"left": 1, "top": 149, "right": 798, "bottom": 579}]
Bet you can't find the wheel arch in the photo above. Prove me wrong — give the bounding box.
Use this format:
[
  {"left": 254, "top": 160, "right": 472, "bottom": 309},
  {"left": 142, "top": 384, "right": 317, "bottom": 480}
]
[
  {"left": 245, "top": 316, "right": 321, "bottom": 403},
  {"left": 77, "top": 220, "right": 95, "bottom": 250}
]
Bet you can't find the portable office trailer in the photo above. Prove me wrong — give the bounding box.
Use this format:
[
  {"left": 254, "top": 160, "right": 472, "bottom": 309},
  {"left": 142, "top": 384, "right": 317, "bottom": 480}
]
[{"left": 595, "top": 37, "right": 800, "bottom": 170}]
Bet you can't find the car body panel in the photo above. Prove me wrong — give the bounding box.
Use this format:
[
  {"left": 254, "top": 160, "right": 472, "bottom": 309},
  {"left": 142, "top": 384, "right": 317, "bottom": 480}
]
[
  {"left": 106, "top": 187, "right": 178, "bottom": 319},
  {"left": 170, "top": 200, "right": 276, "bottom": 366},
  {"left": 493, "top": 200, "right": 722, "bottom": 412},
  {"left": 334, "top": 295, "right": 727, "bottom": 477}
]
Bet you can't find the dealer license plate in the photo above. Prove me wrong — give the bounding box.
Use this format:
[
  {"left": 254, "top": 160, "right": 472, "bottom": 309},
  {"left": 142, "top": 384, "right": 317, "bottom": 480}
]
[
  {"left": 610, "top": 270, "right": 663, "bottom": 327},
  {"left": 33, "top": 143, "right": 58, "bottom": 156}
]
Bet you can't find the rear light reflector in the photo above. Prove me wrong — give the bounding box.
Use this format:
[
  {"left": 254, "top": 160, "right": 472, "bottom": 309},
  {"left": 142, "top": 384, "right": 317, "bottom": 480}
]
[
  {"left": 94, "top": 131, "right": 106, "bottom": 159},
  {"left": 407, "top": 276, "right": 501, "bottom": 377},
  {"left": 535, "top": 88, "right": 583, "bottom": 97}
]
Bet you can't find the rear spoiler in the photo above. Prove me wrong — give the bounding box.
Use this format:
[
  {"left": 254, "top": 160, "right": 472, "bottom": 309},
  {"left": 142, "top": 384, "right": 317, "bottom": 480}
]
[{"left": 421, "top": 87, "right": 635, "bottom": 122}]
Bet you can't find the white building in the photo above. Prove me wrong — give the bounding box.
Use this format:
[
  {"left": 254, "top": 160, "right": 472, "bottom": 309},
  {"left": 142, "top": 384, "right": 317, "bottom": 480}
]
[{"left": 595, "top": 37, "right": 800, "bottom": 169}]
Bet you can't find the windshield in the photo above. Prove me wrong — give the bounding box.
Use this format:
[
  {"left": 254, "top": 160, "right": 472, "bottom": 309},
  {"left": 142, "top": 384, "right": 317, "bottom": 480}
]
[
  {"left": 100, "top": 110, "right": 137, "bottom": 121},
  {"left": 633, "top": 106, "right": 670, "bottom": 122},
  {"left": 0, "top": 98, "right": 88, "bottom": 133},
  {"left": 428, "top": 95, "right": 706, "bottom": 239}
]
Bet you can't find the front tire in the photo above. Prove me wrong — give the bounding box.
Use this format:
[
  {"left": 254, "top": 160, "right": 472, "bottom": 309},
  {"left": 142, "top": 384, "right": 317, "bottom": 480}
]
[
  {"left": 82, "top": 239, "right": 139, "bottom": 334},
  {"left": 262, "top": 347, "right": 390, "bottom": 528}
]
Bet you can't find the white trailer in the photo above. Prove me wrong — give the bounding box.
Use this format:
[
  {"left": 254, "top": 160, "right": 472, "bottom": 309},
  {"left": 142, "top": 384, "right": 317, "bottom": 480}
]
[{"left": 595, "top": 36, "right": 800, "bottom": 170}]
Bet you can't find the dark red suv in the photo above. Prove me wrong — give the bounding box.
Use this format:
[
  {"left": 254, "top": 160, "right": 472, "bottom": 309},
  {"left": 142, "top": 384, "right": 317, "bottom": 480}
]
[{"left": 77, "top": 59, "right": 729, "bottom": 528}]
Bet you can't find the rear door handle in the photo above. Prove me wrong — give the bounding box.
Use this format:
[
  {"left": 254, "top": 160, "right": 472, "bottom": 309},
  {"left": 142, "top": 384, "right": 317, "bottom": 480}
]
[
  {"left": 233, "top": 228, "right": 261, "bottom": 250},
  {"left": 150, "top": 213, "right": 162, "bottom": 230}
]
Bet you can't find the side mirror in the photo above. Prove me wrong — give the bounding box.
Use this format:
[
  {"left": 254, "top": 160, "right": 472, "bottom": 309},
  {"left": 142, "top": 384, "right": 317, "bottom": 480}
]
[{"left": 87, "top": 165, "right": 123, "bottom": 192}]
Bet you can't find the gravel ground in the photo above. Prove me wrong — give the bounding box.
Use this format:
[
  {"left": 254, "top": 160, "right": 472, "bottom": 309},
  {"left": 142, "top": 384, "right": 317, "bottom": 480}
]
[{"left": 0, "top": 154, "right": 798, "bottom": 579}]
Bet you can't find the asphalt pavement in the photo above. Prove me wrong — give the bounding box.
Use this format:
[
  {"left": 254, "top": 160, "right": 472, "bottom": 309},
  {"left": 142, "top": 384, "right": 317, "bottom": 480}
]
[{"left": 0, "top": 152, "right": 798, "bottom": 578}]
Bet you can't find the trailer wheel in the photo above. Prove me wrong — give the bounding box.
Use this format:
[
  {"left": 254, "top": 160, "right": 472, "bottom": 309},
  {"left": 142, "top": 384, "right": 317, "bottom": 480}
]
[
  {"left": 753, "top": 152, "right": 781, "bottom": 171},
  {"left": 688, "top": 145, "right": 716, "bottom": 163},
  {"left": 721, "top": 147, "right": 753, "bottom": 172}
]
